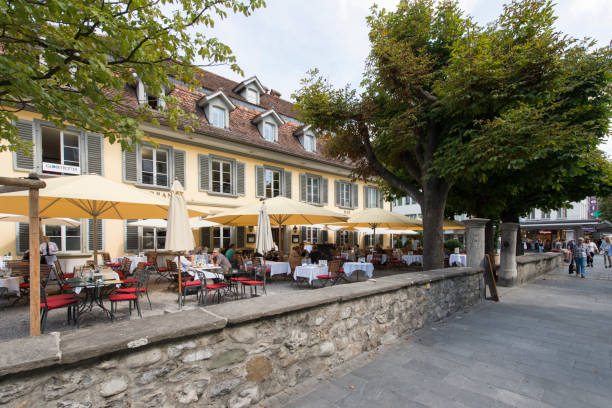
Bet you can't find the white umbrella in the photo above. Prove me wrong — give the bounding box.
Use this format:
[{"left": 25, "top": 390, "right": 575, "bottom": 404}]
[
  {"left": 165, "top": 180, "right": 195, "bottom": 308},
  {"left": 256, "top": 202, "right": 274, "bottom": 255},
  {"left": 128, "top": 219, "right": 167, "bottom": 229},
  {"left": 0, "top": 213, "right": 80, "bottom": 227},
  {"left": 189, "top": 218, "right": 220, "bottom": 229}
]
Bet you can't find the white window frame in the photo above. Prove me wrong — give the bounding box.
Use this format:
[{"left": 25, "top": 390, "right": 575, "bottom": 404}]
[
  {"left": 211, "top": 158, "right": 233, "bottom": 195},
  {"left": 306, "top": 175, "right": 320, "bottom": 204},
  {"left": 304, "top": 227, "right": 319, "bottom": 243},
  {"left": 337, "top": 230, "right": 351, "bottom": 246},
  {"left": 365, "top": 187, "right": 381, "bottom": 208},
  {"left": 542, "top": 211, "right": 551, "bottom": 219},
  {"left": 265, "top": 168, "right": 281, "bottom": 198},
  {"left": 304, "top": 133, "right": 316, "bottom": 152},
  {"left": 40, "top": 125, "right": 81, "bottom": 175},
  {"left": 528, "top": 210, "right": 536, "bottom": 220},
  {"left": 246, "top": 87, "right": 259, "bottom": 104},
  {"left": 263, "top": 121, "right": 277, "bottom": 142},
  {"left": 339, "top": 182, "right": 351, "bottom": 208},
  {"left": 142, "top": 227, "right": 166, "bottom": 251},
  {"left": 140, "top": 146, "right": 169, "bottom": 188},
  {"left": 214, "top": 227, "right": 232, "bottom": 249},
  {"left": 43, "top": 224, "right": 82, "bottom": 253},
  {"left": 211, "top": 105, "right": 226, "bottom": 128}
]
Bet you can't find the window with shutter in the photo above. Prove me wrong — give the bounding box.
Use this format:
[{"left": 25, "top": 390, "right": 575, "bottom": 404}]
[
  {"left": 16, "top": 223, "right": 30, "bottom": 254},
  {"left": 236, "top": 226, "right": 245, "bottom": 248},
  {"left": 284, "top": 171, "right": 292, "bottom": 198},
  {"left": 88, "top": 219, "right": 104, "bottom": 251},
  {"left": 198, "top": 154, "right": 209, "bottom": 191},
  {"left": 300, "top": 227, "right": 306, "bottom": 242},
  {"left": 40, "top": 125, "right": 81, "bottom": 175},
  {"left": 321, "top": 178, "right": 328, "bottom": 205},
  {"left": 201, "top": 227, "right": 211, "bottom": 248},
  {"left": 255, "top": 166, "right": 264, "bottom": 197},
  {"left": 299, "top": 174, "right": 307, "bottom": 202},
  {"left": 236, "top": 162, "right": 245, "bottom": 195},
  {"left": 174, "top": 150, "right": 186, "bottom": 188},
  {"left": 321, "top": 230, "right": 328, "bottom": 243},
  {"left": 125, "top": 220, "right": 139, "bottom": 252},
  {"left": 123, "top": 148, "right": 138, "bottom": 183},
  {"left": 86, "top": 133, "right": 104, "bottom": 175},
  {"left": 14, "top": 121, "right": 35, "bottom": 171},
  {"left": 351, "top": 184, "right": 358, "bottom": 209}
]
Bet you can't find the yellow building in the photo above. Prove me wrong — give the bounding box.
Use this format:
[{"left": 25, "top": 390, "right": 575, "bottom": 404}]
[{"left": 0, "top": 70, "right": 391, "bottom": 262}]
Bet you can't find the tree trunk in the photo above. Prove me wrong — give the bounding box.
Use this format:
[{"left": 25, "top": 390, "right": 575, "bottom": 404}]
[
  {"left": 484, "top": 219, "right": 495, "bottom": 265},
  {"left": 516, "top": 223, "right": 524, "bottom": 256},
  {"left": 421, "top": 180, "right": 449, "bottom": 270}
]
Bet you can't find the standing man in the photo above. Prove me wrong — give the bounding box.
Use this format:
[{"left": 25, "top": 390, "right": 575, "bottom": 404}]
[
  {"left": 40, "top": 235, "right": 59, "bottom": 279},
  {"left": 572, "top": 237, "right": 588, "bottom": 278}
]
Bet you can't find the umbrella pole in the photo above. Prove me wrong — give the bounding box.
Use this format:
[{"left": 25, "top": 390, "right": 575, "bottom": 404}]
[
  {"left": 29, "top": 188, "right": 41, "bottom": 336},
  {"left": 279, "top": 224, "right": 284, "bottom": 261},
  {"left": 178, "top": 257, "right": 182, "bottom": 309},
  {"left": 93, "top": 215, "right": 99, "bottom": 266}
]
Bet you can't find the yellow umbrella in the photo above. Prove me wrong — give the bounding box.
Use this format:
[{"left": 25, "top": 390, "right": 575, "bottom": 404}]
[
  {"left": 0, "top": 175, "right": 207, "bottom": 264},
  {"left": 207, "top": 196, "right": 348, "bottom": 256},
  {"left": 410, "top": 218, "right": 466, "bottom": 231},
  {"left": 334, "top": 208, "right": 423, "bottom": 246}
]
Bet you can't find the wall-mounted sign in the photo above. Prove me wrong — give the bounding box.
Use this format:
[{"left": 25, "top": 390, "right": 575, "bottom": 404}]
[
  {"left": 580, "top": 226, "right": 596, "bottom": 232},
  {"left": 538, "top": 230, "right": 553, "bottom": 234},
  {"left": 42, "top": 162, "right": 80, "bottom": 175}
]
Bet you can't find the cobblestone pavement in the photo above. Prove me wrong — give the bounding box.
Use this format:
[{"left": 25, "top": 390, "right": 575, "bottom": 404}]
[{"left": 282, "top": 255, "right": 612, "bottom": 408}]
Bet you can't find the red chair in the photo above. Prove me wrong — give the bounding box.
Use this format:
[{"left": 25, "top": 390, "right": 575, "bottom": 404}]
[
  {"left": 115, "top": 269, "right": 151, "bottom": 309},
  {"left": 108, "top": 293, "right": 141, "bottom": 320},
  {"left": 181, "top": 279, "right": 202, "bottom": 304},
  {"left": 241, "top": 258, "right": 266, "bottom": 296},
  {"left": 201, "top": 282, "right": 229, "bottom": 305},
  {"left": 317, "top": 260, "right": 340, "bottom": 287},
  {"left": 103, "top": 252, "right": 122, "bottom": 269},
  {"left": 40, "top": 287, "right": 79, "bottom": 333}
]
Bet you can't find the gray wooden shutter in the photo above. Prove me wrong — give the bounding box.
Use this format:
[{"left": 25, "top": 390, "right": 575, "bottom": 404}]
[
  {"left": 320, "top": 178, "right": 328, "bottom": 205},
  {"left": 125, "top": 220, "right": 139, "bottom": 252},
  {"left": 86, "top": 133, "right": 104, "bottom": 175},
  {"left": 14, "top": 120, "right": 35, "bottom": 171},
  {"left": 335, "top": 230, "right": 340, "bottom": 245},
  {"left": 364, "top": 186, "right": 369, "bottom": 208},
  {"left": 379, "top": 234, "right": 384, "bottom": 245},
  {"left": 198, "top": 154, "right": 209, "bottom": 191},
  {"left": 255, "top": 166, "right": 264, "bottom": 197},
  {"left": 88, "top": 219, "right": 104, "bottom": 251},
  {"left": 201, "top": 227, "right": 211, "bottom": 248},
  {"left": 174, "top": 150, "right": 186, "bottom": 188},
  {"left": 321, "top": 230, "right": 328, "bottom": 243},
  {"left": 236, "top": 162, "right": 245, "bottom": 195},
  {"left": 351, "top": 183, "right": 358, "bottom": 209},
  {"left": 300, "top": 174, "right": 307, "bottom": 202},
  {"left": 301, "top": 227, "right": 306, "bottom": 242},
  {"left": 17, "top": 223, "right": 30, "bottom": 254},
  {"left": 353, "top": 231, "right": 359, "bottom": 246},
  {"left": 334, "top": 181, "right": 340, "bottom": 206},
  {"left": 236, "top": 226, "right": 245, "bottom": 248},
  {"left": 378, "top": 189, "right": 384, "bottom": 208},
  {"left": 123, "top": 148, "right": 138, "bottom": 183},
  {"left": 283, "top": 170, "right": 292, "bottom": 198}
]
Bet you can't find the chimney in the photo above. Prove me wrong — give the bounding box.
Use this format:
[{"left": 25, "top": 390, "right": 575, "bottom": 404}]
[{"left": 269, "top": 89, "right": 281, "bottom": 98}]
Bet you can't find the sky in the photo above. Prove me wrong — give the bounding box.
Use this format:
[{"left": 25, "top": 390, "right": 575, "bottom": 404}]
[{"left": 200, "top": 0, "right": 612, "bottom": 154}]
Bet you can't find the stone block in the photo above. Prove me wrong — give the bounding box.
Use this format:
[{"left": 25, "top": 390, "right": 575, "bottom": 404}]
[
  {"left": 208, "top": 349, "right": 247, "bottom": 370},
  {"left": 209, "top": 378, "right": 241, "bottom": 398},
  {"left": 99, "top": 377, "right": 127, "bottom": 398},
  {"left": 124, "top": 348, "right": 162, "bottom": 368},
  {"left": 167, "top": 340, "right": 197, "bottom": 358},
  {"left": 0, "top": 332, "right": 60, "bottom": 376},
  {"left": 319, "top": 341, "right": 336, "bottom": 357},
  {"left": 228, "top": 326, "right": 257, "bottom": 344},
  {"left": 246, "top": 355, "right": 272, "bottom": 382},
  {"left": 182, "top": 349, "right": 213, "bottom": 363}
]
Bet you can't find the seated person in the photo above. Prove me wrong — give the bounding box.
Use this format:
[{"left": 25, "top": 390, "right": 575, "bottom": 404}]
[
  {"left": 288, "top": 246, "right": 302, "bottom": 271},
  {"left": 212, "top": 248, "right": 232, "bottom": 272},
  {"left": 309, "top": 245, "right": 322, "bottom": 264},
  {"left": 225, "top": 244, "right": 236, "bottom": 264},
  {"left": 173, "top": 252, "right": 193, "bottom": 271},
  {"left": 374, "top": 243, "right": 383, "bottom": 253},
  {"left": 353, "top": 244, "right": 364, "bottom": 258}
]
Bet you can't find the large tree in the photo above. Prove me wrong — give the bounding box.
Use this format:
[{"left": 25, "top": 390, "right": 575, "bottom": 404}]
[
  {"left": 0, "top": 0, "right": 265, "bottom": 152},
  {"left": 294, "top": 0, "right": 611, "bottom": 270}
]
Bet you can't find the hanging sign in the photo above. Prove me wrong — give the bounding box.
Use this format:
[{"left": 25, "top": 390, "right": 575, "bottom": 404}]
[{"left": 42, "top": 162, "right": 80, "bottom": 175}]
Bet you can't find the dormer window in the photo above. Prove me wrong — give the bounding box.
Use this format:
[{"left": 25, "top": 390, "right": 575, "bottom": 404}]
[
  {"left": 197, "top": 91, "right": 236, "bottom": 129},
  {"left": 251, "top": 110, "right": 284, "bottom": 143},
  {"left": 136, "top": 79, "right": 166, "bottom": 111},
  {"left": 246, "top": 88, "right": 259, "bottom": 104},
  {"left": 233, "top": 76, "right": 266, "bottom": 105},
  {"left": 263, "top": 122, "right": 277, "bottom": 142},
  {"left": 211, "top": 106, "right": 226, "bottom": 128},
  {"left": 293, "top": 125, "right": 317, "bottom": 153}
]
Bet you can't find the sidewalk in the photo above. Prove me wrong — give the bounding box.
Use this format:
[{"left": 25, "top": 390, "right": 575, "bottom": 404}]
[{"left": 280, "top": 255, "right": 612, "bottom": 408}]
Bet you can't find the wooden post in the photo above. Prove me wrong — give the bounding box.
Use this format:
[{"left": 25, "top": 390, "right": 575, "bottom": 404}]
[
  {"left": 93, "top": 215, "right": 98, "bottom": 266},
  {"left": 29, "top": 188, "right": 41, "bottom": 336}
]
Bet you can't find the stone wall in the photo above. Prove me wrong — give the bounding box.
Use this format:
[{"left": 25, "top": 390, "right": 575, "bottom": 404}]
[
  {"left": 0, "top": 268, "right": 482, "bottom": 408},
  {"left": 515, "top": 253, "right": 563, "bottom": 285}
]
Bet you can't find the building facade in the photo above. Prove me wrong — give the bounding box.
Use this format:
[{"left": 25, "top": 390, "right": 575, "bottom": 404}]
[{"left": 0, "top": 70, "right": 392, "bottom": 262}]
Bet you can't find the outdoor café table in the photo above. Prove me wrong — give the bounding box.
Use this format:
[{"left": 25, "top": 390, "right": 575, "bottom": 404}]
[
  {"left": 264, "top": 261, "right": 291, "bottom": 277},
  {"left": 0, "top": 276, "right": 20, "bottom": 297},
  {"left": 341, "top": 262, "right": 374, "bottom": 279},
  {"left": 449, "top": 253, "right": 467, "bottom": 267},
  {"left": 294, "top": 264, "right": 328, "bottom": 286},
  {"left": 367, "top": 254, "right": 388, "bottom": 264},
  {"left": 66, "top": 271, "right": 121, "bottom": 321},
  {"left": 188, "top": 265, "right": 224, "bottom": 281},
  {"left": 114, "top": 256, "right": 147, "bottom": 273},
  {"left": 401, "top": 255, "right": 423, "bottom": 266}
]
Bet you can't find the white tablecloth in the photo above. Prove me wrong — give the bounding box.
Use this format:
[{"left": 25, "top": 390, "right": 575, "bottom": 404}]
[
  {"left": 189, "top": 267, "right": 224, "bottom": 281},
  {"left": 0, "top": 277, "right": 20, "bottom": 296},
  {"left": 449, "top": 254, "right": 467, "bottom": 267},
  {"left": 265, "top": 261, "right": 292, "bottom": 277},
  {"left": 367, "top": 254, "right": 388, "bottom": 264},
  {"left": 342, "top": 262, "right": 374, "bottom": 278},
  {"left": 294, "top": 265, "right": 328, "bottom": 285},
  {"left": 402, "top": 255, "right": 423, "bottom": 266}
]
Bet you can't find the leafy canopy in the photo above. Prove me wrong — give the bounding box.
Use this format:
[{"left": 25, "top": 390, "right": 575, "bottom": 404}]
[{"left": 0, "top": 0, "right": 265, "bottom": 152}]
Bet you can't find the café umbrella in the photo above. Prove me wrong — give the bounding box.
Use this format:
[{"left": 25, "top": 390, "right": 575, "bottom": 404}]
[
  {"left": 334, "top": 208, "right": 423, "bottom": 246},
  {"left": 0, "top": 175, "right": 207, "bottom": 264},
  {"left": 164, "top": 180, "right": 195, "bottom": 308}
]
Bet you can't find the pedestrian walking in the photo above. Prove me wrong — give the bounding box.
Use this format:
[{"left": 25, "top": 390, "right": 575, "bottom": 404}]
[
  {"left": 572, "top": 237, "right": 588, "bottom": 278},
  {"left": 599, "top": 238, "right": 610, "bottom": 268},
  {"left": 586, "top": 238, "right": 597, "bottom": 267},
  {"left": 567, "top": 239, "right": 576, "bottom": 274},
  {"left": 606, "top": 237, "right": 612, "bottom": 268}
]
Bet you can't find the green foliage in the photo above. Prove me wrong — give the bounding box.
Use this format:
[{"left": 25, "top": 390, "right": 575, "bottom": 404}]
[
  {"left": 0, "top": 0, "right": 265, "bottom": 152},
  {"left": 598, "top": 195, "right": 612, "bottom": 222},
  {"left": 444, "top": 239, "right": 463, "bottom": 251}
]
